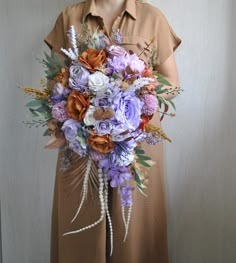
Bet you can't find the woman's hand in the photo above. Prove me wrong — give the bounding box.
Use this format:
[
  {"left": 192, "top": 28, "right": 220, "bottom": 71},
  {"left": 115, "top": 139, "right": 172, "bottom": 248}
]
[{"left": 155, "top": 53, "right": 180, "bottom": 100}]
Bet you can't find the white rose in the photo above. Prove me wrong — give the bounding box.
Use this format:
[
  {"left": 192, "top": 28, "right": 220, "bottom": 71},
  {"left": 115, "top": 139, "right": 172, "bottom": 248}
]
[
  {"left": 116, "top": 152, "right": 134, "bottom": 166},
  {"left": 88, "top": 71, "right": 109, "bottom": 93},
  {"left": 84, "top": 106, "right": 97, "bottom": 126}
]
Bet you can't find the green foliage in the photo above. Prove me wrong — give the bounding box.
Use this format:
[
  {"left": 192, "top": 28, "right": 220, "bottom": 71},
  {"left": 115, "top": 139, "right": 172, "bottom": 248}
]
[
  {"left": 154, "top": 72, "right": 172, "bottom": 86},
  {"left": 38, "top": 52, "right": 69, "bottom": 80},
  {"left": 132, "top": 166, "right": 147, "bottom": 196},
  {"left": 23, "top": 119, "right": 49, "bottom": 128},
  {"left": 158, "top": 96, "right": 176, "bottom": 113},
  {"left": 134, "top": 146, "right": 152, "bottom": 168},
  {"left": 25, "top": 99, "right": 47, "bottom": 108},
  {"left": 26, "top": 97, "right": 52, "bottom": 120}
]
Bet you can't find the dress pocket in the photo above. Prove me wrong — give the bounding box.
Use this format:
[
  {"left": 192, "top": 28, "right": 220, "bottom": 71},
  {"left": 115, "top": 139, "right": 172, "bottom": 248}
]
[{"left": 120, "top": 35, "right": 155, "bottom": 64}]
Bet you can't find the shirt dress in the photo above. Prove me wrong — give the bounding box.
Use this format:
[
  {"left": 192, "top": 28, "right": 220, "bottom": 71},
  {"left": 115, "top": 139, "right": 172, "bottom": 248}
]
[{"left": 44, "top": 1, "right": 181, "bottom": 262}]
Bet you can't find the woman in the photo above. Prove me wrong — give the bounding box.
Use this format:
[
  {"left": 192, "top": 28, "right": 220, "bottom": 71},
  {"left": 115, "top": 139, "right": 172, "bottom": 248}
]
[{"left": 44, "top": 0, "right": 181, "bottom": 262}]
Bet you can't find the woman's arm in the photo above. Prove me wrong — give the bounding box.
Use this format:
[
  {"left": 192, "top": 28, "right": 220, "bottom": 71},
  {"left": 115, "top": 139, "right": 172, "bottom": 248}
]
[{"left": 155, "top": 53, "right": 180, "bottom": 100}]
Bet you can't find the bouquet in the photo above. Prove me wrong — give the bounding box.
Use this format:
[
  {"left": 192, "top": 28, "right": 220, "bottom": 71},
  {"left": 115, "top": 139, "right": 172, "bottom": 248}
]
[{"left": 20, "top": 25, "right": 180, "bottom": 255}]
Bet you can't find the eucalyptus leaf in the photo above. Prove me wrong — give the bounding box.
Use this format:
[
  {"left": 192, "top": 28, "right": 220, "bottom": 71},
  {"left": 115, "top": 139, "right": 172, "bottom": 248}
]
[
  {"left": 134, "top": 147, "right": 145, "bottom": 155},
  {"left": 166, "top": 99, "right": 176, "bottom": 111},
  {"left": 25, "top": 99, "right": 46, "bottom": 108},
  {"left": 137, "top": 159, "right": 152, "bottom": 167},
  {"left": 34, "top": 105, "right": 49, "bottom": 113},
  {"left": 137, "top": 185, "right": 148, "bottom": 196},
  {"left": 158, "top": 78, "right": 172, "bottom": 86},
  {"left": 29, "top": 108, "right": 39, "bottom": 117},
  {"left": 138, "top": 155, "right": 152, "bottom": 161}
]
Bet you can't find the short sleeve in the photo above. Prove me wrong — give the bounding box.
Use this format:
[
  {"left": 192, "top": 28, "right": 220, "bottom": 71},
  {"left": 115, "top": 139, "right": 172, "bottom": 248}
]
[
  {"left": 44, "top": 12, "right": 66, "bottom": 52},
  {"left": 154, "top": 12, "right": 182, "bottom": 66}
]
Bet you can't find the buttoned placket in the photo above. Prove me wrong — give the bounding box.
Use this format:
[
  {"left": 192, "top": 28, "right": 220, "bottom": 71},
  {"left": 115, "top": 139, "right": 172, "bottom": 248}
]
[{"left": 96, "top": 11, "right": 126, "bottom": 37}]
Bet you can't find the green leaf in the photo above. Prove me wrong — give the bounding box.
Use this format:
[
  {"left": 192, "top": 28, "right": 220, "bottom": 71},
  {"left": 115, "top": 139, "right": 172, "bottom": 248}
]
[
  {"left": 34, "top": 105, "right": 49, "bottom": 113},
  {"left": 135, "top": 148, "right": 145, "bottom": 155},
  {"left": 138, "top": 155, "right": 152, "bottom": 161},
  {"left": 137, "top": 159, "right": 152, "bottom": 167},
  {"left": 158, "top": 78, "right": 172, "bottom": 86},
  {"left": 137, "top": 185, "right": 148, "bottom": 196},
  {"left": 166, "top": 99, "right": 176, "bottom": 111},
  {"left": 154, "top": 72, "right": 172, "bottom": 86},
  {"left": 29, "top": 108, "right": 39, "bottom": 117},
  {"left": 25, "top": 99, "right": 47, "bottom": 108}
]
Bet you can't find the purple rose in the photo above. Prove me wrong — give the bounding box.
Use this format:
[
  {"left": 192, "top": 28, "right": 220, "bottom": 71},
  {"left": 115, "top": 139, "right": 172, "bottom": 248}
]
[
  {"left": 112, "top": 91, "right": 143, "bottom": 132},
  {"left": 69, "top": 63, "right": 90, "bottom": 91},
  {"left": 107, "top": 45, "right": 128, "bottom": 58},
  {"left": 108, "top": 55, "right": 128, "bottom": 74},
  {"left": 95, "top": 120, "right": 113, "bottom": 135},
  {"left": 69, "top": 140, "right": 87, "bottom": 157},
  {"left": 93, "top": 95, "right": 113, "bottom": 107},
  {"left": 61, "top": 119, "right": 81, "bottom": 141},
  {"left": 127, "top": 53, "right": 145, "bottom": 73}
]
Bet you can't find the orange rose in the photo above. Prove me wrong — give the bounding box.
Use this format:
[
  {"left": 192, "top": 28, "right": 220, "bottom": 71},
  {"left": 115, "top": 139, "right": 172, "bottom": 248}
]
[
  {"left": 88, "top": 134, "right": 114, "bottom": 154},
  {"left": 67, "top": 90, "right": 90, "bottom": 121},
  {"left": 54, "top": 67, "right": 70, "bottom": 88},
  {"left": 79, "top": 48, "right": 107, "bottom": 72}
]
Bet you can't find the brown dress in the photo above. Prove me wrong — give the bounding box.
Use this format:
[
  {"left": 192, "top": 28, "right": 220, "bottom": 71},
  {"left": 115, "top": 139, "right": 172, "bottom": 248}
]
[{"left": 44, "top": 1, "right": 181, "bottom": 262}]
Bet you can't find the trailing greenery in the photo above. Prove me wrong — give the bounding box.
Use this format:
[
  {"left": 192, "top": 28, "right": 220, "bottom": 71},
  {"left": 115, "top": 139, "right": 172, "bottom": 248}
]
[
  {"left": 38, "top": 52, "right": 69, "bottom": 80},
  {"left": 134, "top": 146, "right": 152, "bottom": 168}
]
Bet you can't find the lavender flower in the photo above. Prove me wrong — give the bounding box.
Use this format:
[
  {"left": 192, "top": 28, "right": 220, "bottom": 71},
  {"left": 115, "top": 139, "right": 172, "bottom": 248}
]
[
  {"left": 51, "top": 101, "right": 68, "bottom": 122},
  {"left": 145, "top": 132, "right": 163, "bottom": 145},
  {"left": 107, "top": 166, "right": 133, "bottom": 188},
  {"left": 120, "top": 185, "right": 134, "bottom": 207},
  {"left": 111, "top": 29, "right": 123, "bottom": 44}
]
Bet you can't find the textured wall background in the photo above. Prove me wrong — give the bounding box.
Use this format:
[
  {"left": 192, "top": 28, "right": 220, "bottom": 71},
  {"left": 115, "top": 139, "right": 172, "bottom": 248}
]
[{"left": 0, "top": 0, "right": 235, "bottom": 262}]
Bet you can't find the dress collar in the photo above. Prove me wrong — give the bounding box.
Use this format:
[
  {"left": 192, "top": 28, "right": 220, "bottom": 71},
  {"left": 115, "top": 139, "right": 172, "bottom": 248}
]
[{"left": 82, "top": 0, "right": 137, "bottom": 22}]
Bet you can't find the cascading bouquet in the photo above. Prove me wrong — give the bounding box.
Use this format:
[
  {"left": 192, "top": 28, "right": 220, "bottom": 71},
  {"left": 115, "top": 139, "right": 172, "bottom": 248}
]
[{"left": 20, "top": 25, "right": 180, "bottom": 255}]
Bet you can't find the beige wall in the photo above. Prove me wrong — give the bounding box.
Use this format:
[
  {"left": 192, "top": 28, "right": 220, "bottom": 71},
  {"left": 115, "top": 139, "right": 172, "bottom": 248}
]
[{"left": 0, "top": 0, "right": 235, "bottom": 262}]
